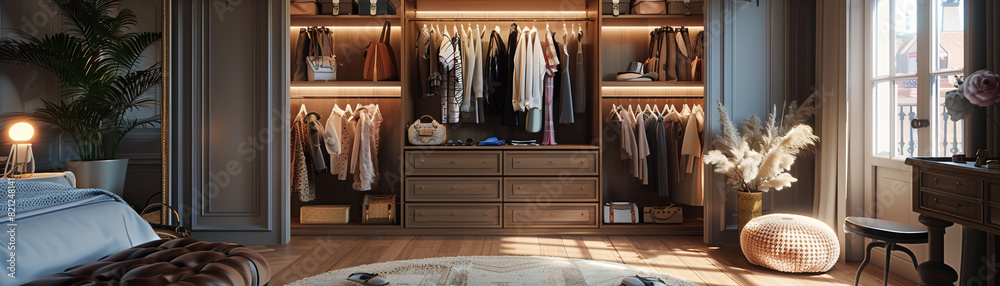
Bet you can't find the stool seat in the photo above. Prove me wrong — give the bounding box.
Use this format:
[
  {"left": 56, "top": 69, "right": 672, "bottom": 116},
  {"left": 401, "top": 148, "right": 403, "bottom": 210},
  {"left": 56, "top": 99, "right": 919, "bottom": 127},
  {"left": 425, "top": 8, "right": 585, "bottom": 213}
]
[
  {"left": 845, "top": 217, "right": 928, "bottom": 244},
  {"left": 845, "top": 217, "right": 928, "bottom": 286}
]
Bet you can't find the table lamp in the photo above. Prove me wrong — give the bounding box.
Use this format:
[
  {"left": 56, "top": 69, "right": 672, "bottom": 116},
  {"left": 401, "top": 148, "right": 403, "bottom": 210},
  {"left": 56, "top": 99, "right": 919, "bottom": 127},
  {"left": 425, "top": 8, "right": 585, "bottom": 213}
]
[{"left": 4, "top": 122, "right": 34, "bottom": 179}]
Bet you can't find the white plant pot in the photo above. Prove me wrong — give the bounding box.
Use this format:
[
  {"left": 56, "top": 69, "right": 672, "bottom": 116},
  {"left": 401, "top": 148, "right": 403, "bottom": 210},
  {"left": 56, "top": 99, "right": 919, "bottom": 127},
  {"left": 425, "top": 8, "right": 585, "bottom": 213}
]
[{"left": 67, "top": 159, "right": 129, "bottom": 197}]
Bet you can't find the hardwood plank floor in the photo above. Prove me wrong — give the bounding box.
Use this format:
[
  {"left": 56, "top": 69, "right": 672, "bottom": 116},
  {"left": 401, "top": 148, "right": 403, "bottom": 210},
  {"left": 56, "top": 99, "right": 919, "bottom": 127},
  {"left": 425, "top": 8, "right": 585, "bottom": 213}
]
[{"left": 258, "top": 235, "right": 917, "bottom": 286}]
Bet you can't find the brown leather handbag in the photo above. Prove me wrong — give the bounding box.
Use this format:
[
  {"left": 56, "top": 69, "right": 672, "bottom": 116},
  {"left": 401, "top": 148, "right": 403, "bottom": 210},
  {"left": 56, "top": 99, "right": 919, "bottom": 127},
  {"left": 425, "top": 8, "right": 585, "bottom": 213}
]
[
  {"left": 363, "top": 21, "right": 398, "bottom": 81},
  {"left": 140, "top": 203, "right": 191, "bottom": 239}
]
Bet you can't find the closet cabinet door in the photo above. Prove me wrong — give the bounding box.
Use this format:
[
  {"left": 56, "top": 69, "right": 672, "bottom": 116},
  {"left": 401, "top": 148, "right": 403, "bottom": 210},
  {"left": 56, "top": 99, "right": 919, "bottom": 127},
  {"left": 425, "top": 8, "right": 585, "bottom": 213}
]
[{"left": 172, "top": 0, "right": 288, "bottom": 244}]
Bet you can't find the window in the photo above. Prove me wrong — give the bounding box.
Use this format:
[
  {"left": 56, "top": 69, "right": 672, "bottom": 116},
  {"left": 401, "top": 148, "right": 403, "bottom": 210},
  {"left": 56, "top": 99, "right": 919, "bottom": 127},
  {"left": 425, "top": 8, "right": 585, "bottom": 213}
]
[{"left": 871, "top": 0, "right": 965, "bottom": 158}]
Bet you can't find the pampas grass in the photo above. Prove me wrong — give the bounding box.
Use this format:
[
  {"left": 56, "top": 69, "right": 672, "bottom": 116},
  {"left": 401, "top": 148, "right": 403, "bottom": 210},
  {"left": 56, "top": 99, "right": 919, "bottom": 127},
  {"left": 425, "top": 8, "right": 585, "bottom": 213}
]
[{"left": 704, "top": 92, "right": 820, "bottom": 193}]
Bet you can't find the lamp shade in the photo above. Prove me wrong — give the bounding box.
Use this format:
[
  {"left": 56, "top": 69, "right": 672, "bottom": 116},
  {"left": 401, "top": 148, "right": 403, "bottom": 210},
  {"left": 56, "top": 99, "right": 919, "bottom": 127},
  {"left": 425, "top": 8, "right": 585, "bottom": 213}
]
[{"left": 8, "top": 122, "right": 33, "bottom": 142}]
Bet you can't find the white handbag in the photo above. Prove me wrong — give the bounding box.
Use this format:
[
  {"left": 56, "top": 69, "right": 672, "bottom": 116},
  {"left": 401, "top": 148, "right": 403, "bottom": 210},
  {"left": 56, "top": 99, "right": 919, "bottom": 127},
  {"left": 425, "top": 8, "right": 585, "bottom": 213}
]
[
  {"left": 407, "top": 115, "right": 447, "bottom": 146},
  {"left": 307, "top": 55, "right": 337, "bottom": 81},
  {"left": 603, "top": 202, "right": 640, "bottom": 224}
]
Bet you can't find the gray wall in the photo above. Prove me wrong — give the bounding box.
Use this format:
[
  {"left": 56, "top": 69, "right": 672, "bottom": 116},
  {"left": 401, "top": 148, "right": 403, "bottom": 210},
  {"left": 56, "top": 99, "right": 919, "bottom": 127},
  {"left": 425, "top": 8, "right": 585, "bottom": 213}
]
[{"left": 0, "top": 0, "right": 164, "bottom": 209}]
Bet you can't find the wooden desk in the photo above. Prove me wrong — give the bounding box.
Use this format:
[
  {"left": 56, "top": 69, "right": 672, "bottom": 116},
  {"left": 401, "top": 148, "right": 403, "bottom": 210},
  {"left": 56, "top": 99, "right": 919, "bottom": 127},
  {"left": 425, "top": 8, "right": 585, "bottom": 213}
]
[{"left": 906, "top": 157, "right": 1000, "bottom": 286}]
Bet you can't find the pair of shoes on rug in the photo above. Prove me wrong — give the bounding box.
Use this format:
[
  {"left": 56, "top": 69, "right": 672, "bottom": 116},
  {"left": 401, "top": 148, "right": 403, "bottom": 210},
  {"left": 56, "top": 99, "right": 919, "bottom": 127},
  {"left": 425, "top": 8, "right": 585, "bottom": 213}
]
[
  {"left": 621, "top": 275, "right": 667, "bottom": 286},
  {"left": 347, "top": 272, "right": 389, "bottom": 285}
]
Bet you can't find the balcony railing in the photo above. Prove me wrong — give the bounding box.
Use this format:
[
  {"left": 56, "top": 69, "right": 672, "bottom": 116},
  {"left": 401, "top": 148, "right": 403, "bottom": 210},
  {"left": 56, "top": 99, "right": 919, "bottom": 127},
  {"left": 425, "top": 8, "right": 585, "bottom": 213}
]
[{"left": 896, "top": 104, "right": 964, "bottom": 157}]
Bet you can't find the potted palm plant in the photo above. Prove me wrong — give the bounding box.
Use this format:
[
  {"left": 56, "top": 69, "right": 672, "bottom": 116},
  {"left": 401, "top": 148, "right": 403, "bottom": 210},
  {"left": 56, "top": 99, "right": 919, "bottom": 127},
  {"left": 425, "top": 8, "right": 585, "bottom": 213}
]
[
  {"left": 703, "top": 93, "right": 819, "bottom": 231},
  {"left": 0, "top": 0, "right": 161, "bottom": 196}
]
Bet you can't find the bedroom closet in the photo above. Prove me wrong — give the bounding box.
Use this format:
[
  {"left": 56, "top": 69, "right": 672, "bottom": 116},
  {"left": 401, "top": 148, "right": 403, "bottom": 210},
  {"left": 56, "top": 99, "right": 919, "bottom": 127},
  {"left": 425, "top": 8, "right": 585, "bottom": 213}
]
[{"left": 286, "top": 0, "right": 706, "bottom": 235}]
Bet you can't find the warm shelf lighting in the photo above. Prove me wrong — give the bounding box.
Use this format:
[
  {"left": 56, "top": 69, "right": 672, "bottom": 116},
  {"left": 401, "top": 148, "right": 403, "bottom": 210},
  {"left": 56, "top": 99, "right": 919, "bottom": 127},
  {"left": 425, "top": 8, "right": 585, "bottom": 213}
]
[
  {"left": 414, "top": 11, "right": 589, "bottom": 17},
  {"left": 601, "top": 86, "right": 704, "bottom": 98},
  {"left": 291, "top": 26, "right": 401, "bottom": 29},
  {"left": 602, "top": 26, "right": 706, "bottom": 29}
]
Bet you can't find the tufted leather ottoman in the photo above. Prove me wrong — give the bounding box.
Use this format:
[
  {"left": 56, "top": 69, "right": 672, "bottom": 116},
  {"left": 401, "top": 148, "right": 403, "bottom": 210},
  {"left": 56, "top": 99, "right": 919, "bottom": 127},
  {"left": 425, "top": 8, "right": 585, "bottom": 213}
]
[
  {"left": 24, "top": 238, "right": 270, "bottom": 286},
  {"left": 740, "top": 213, "right": 840, "bottom": 273}
]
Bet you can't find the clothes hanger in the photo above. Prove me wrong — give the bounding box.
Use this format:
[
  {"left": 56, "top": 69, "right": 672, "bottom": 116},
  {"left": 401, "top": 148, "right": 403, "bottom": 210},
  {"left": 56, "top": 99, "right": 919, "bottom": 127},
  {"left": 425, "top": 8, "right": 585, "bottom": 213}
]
[
  {"left": 299, "top": 104, "right": 308, "bottom": 115},
  {"left": 373, "top": 104, "right": 383, "bottom": 121},
  {"left": 607, "top": 104, "right": 621, "bottom": 121}
]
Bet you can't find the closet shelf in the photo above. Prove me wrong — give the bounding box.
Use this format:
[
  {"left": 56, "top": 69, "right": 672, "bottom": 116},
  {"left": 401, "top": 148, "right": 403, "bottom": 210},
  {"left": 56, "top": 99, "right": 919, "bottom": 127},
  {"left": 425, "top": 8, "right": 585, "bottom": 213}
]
[
  {"left": 290, "top": 218, "right": 402, "bottom": 231},
  {"left": 601, "top": 81, "right": 704, "bottom": 87},
  {"left": 403, "top": 144, "right": 600, "bottom": 151},
  {"left": 601, "top": 14, "right": 705, "bottom": 27},
  {"left": 291, "top": 15, "right": 401, "bottom": 27},
  {"left": 291, "top": 81, "right": 401, "bottom": 87},
  {"left": 407, "top": 17, "right": 594, "bottom": 22}
]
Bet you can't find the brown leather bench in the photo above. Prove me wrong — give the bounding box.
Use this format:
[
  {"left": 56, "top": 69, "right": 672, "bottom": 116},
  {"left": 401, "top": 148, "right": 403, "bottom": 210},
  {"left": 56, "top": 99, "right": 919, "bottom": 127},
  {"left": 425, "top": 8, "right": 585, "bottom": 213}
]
[{"left": 23, "top": 238, "right": 270, "bottom": 286}]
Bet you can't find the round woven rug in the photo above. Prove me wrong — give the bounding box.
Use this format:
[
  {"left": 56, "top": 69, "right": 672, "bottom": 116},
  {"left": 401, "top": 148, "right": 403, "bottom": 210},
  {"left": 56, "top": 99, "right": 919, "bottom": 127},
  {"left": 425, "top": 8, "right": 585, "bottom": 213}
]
[{"left": 288, "top": 255, "right": 698, "bottom": 286}]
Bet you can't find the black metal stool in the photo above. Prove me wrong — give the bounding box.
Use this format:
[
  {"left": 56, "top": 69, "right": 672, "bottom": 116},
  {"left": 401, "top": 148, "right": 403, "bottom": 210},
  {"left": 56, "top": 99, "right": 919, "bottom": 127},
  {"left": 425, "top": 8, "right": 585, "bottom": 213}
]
[{"left": 845, "top": 217, "right": 928, "bottom": 286}]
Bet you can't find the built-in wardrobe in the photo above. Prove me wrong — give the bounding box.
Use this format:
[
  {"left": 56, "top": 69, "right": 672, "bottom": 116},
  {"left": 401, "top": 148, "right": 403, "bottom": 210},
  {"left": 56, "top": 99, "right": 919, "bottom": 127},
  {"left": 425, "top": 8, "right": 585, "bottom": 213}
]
[{"left": 286, "top": 0, "right": 707, "bottom": 235}]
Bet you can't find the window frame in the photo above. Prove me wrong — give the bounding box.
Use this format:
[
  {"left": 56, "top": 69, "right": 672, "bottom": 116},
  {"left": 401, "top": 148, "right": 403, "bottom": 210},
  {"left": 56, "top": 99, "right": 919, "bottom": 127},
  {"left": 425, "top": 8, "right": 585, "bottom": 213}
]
[{"left": 867, "top": 0, "right": 963, "bottom": 163}]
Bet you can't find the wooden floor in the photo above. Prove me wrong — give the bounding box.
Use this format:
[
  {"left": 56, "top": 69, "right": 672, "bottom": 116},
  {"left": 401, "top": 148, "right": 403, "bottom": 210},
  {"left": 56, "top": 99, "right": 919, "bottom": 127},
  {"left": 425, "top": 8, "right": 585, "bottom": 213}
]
[{"left": 258, "top": 235, "right": 916, "bottom": 286}]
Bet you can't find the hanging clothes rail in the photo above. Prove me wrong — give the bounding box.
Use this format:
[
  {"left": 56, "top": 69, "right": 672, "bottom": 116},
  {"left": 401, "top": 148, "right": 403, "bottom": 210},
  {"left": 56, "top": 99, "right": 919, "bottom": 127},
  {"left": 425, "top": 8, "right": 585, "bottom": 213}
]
[
  {"left": 407, "top": 17, "right": 594, "bottom": 22},
  {"left": 291, "top": 95, "right": 402, "bottom": 99}
]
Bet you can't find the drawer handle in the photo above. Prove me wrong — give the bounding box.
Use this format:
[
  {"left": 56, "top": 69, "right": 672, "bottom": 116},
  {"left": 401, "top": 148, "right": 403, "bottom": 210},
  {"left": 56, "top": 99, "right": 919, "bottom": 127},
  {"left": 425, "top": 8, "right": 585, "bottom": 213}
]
[
  {"left": 451, "top": 213, "right": 456, "bottom": 216},
  {"left": 419, "top": 212, "right": 425, "bottom": 216},
  {"left": 934, "top": 198, "right": 965, "bottom": 210},
  {"left": 419, "top": 160, "right": 425, "bottom": 163},
  {"left": 956, "top": 182, "right": 964, "bottom": 189},
  {"left": 548, "top": 160, "right": 554, "bottom": 164},
  {"left": 451, "top": 160, "right": 457, "bottom": 164},
  {"left": 419, "top": 187, "right": 424, "bottom": 190},
  {"left": 934, "top": 178, "right": 939, "bottom": 184},
  {"left": 518, "top": 212, "right": 523, "bottom": 215},
  {"left": 484, "top": 213, "right": 489, "bottom": 216},
  {"left": 482, "top": 160, "right": 488, "bottom": 164},
  {"left": 451, "top": 187, "right": 457, "bottom": 190}
]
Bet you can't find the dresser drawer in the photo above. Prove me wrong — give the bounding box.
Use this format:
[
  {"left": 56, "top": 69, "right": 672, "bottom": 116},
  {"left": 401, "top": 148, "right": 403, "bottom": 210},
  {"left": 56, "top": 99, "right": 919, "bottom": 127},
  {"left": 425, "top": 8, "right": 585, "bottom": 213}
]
[
  {"left": 989, "top": 184, "right": 1000, "bottom": 204},
  {"left": 504, "top": 178, "right": 599, "bottom": 202},
  {"left": 503, "top": 151, "right": 599, "bottom": 176},
  {"left": 405, "top": 178, "right": 502, "bottom": 202},
  {"left": 504, "top": 203, "right": 599, "bottom": 228},
  {"left": 920, "top": 172, "right": 982, "bottom": 199},
  {"left": 920, "top": 190, "right": 982, "bottom": 222},
  {"left": 405, "top": 203, "right": 502, "bottom": 228},
  {"left": 405, "top": 151, "right": 502, "bottom": 176},
  {"left": 989, "top": 207, "right": 1000, "bottom": 227}
]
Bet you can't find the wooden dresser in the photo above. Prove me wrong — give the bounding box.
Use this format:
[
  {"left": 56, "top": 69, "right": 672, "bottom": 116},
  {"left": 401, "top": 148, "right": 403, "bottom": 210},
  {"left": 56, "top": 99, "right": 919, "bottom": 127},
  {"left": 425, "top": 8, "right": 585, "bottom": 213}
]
[
  {"left": 905, "top": 157, "right": 1000, "bottom": 286},
  {"left": 404, "top": 147, "right": 600, "bottom": 229}
]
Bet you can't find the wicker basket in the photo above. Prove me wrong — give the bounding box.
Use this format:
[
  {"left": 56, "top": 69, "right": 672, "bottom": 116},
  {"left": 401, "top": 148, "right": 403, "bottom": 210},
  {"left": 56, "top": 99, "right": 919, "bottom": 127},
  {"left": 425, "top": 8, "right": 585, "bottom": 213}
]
[{"left": 300, "top": 205, "right": 350, "bottom": 224}]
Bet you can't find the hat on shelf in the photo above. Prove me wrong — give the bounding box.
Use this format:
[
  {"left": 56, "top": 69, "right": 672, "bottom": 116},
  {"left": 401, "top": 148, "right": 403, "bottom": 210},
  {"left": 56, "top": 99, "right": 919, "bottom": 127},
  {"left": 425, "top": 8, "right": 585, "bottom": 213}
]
[{"left": 616, "top": 62, "right": 658, "bottom": 81}]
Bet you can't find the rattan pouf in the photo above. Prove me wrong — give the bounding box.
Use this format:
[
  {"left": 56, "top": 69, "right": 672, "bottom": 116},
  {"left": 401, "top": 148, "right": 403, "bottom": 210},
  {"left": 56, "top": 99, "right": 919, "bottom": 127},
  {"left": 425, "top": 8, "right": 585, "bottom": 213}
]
[{"left": 740, "top": 213, "right": 840, "bottom": 273}]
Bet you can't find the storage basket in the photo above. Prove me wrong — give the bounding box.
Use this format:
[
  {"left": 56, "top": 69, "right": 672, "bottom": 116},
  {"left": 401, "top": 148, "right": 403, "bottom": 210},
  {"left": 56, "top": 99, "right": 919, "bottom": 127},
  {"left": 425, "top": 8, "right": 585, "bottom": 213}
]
[{"left": 300, "top": 205, "right": 350, "bottom": 224}]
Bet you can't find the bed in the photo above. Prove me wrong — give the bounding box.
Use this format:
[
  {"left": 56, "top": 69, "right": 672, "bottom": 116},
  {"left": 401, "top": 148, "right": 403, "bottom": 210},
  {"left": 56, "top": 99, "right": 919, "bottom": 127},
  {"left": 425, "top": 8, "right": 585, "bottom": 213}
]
[{"left": 0, "top": 177, "right": 159, "bottom": 285}]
